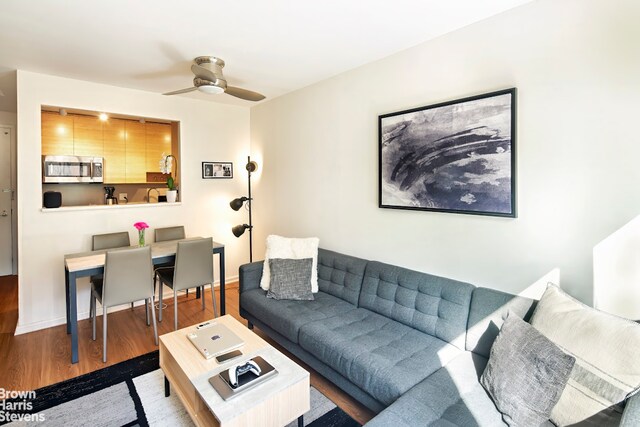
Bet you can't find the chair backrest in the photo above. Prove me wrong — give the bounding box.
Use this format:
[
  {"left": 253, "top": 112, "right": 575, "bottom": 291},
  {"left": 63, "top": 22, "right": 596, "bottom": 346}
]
[
  {"left": 173, "top": 237, "right": 214, "bottom": 291},
  {"left": 102, "top": 246, "right": 154, "bottom": 307},
  {"left": 92, "top": 232, "right": 130, "bottom": 251},
  {"left": 155, "top": 226, "right": 186, "bottom": 242}
]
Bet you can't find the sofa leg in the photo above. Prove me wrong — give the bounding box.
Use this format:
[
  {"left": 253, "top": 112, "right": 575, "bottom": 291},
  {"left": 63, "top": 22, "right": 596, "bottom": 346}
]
[{"left": 247, "top": 321, "right": 254, "bottom": 330}]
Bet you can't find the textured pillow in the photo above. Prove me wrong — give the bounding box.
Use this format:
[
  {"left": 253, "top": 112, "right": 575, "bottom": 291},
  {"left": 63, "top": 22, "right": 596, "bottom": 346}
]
[
  {"left": 260, "top": 235, "right": 319, "bottom": 292},
  {"left": 530, "top": 285, "right": 640, "bottom": 426},
  {"left": 267, "top": 258, "right": 314, "bottom": 301},
  {"left": 481, "top": 313, "right": 575, "bottom": 427}
]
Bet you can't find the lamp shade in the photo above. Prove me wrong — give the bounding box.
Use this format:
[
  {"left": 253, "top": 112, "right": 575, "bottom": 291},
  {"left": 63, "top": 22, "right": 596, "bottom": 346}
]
[
  {"left": 232, "top": 224, "right": 251, "bottom": 237},
  {"left": 246, "top": 160, "right": 258, "bottom": 173},
  {"left": 230, "top": 196, "right": 249, "bottom": 211}
]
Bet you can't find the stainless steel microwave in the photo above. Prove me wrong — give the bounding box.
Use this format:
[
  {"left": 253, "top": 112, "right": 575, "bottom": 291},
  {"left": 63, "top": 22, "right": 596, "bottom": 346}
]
[{"left": 42, "top": 155, "right": 103, "bottom": 183}]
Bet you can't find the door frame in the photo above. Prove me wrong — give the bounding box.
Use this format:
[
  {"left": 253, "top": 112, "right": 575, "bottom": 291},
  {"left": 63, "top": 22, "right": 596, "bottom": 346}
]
[{"left": 0, "top": 124, "right": 17, "bottom": 275}]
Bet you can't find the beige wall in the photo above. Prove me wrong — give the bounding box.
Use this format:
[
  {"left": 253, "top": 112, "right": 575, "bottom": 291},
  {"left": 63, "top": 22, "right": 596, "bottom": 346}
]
[
  {"left": 16, "top": 71, "right": 251, "bottom": 333},
  {"left": 250, "top": 0, "right": 640, "bottom": 306}
]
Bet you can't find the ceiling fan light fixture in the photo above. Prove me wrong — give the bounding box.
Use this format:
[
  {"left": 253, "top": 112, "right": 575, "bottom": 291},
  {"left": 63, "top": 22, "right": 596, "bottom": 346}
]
[{"left": 197, "top": 85, "right": 225, "bottom": 95}]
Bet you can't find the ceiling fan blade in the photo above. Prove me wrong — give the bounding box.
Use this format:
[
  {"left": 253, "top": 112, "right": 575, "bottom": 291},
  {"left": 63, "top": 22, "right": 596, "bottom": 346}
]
[
  {"left": 225, "top": 86, "right": 266, "bottom": 102},
  {"left": 163, "top": 87, "right": 198, "bottom": 96},
  {"left": 191, "top": 63, "right": 218, "bottom": 81}
]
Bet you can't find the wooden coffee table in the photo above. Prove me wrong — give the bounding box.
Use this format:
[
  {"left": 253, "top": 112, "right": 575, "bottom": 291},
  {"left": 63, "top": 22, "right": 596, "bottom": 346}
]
[{"left": 159, "top": 315, "right": 310, "bottom": 427}]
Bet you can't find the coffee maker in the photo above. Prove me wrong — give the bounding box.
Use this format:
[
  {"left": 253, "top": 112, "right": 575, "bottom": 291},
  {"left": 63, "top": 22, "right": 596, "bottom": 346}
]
[{"left": 104, "top": 186, "right": 117, "bottom": 205}]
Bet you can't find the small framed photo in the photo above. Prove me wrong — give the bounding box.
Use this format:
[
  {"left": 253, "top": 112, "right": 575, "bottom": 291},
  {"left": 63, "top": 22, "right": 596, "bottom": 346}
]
[{"left": 202, "top": 162, "right": 233, "bottom": 179}]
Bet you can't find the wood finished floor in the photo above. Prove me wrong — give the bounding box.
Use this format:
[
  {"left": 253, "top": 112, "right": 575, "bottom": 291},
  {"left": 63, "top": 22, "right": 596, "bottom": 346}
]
[{"left": 0, "top": 275, "right": 375, "bottom": 425}]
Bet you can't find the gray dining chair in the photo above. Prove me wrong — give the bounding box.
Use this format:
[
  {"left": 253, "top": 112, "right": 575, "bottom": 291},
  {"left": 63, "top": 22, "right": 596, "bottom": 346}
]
[
  {"left": 90, "top": 231, "right": 134, "bottom": 309},
  {"left": 90, "top": 245, "right": 158, "bottom": 362},
  {"left": 156, "top": 237, "right": 218, "bottom": 330},
  {"left": 153, "top": 225, "right": 191, "bottom": 298}
]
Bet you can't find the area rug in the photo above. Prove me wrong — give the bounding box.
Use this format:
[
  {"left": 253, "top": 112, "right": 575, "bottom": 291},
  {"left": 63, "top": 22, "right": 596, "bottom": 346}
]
[{"left": 0, "top": 351, "right": 360, "bottom": 427}]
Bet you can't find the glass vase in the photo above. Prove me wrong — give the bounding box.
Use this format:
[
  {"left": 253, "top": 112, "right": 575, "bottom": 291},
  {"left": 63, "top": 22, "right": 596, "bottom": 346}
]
[{"left": 138, "top": 229, "right": 146, "bottom": 247}]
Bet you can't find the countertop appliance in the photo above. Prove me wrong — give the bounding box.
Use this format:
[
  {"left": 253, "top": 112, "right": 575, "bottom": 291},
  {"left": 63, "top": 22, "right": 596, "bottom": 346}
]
[
  {"left": 104, "top": 186, "right": 117, "bottom": 205},
  {"left": 42, "top": 155, "right": 103, "bottom": 183}
]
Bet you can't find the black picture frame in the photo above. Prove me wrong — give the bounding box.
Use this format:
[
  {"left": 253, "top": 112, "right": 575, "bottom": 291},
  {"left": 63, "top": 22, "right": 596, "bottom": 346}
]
[
  {"left": 379, "top": 88, "right": 516, "bottom": 218},
  {"left": 202, "top": 162, "right": 233, "bottom": 179}
]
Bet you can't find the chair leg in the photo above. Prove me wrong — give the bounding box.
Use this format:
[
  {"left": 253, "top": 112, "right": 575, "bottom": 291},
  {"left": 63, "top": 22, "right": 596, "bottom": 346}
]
[
  {"left": 174, "top": 289, "right": 178, "bottom": 331},
  {"left": 145, "top": 299, "right": 150, "bottom": 326},
  {"left": 201, "top": 285, "right": 205, "bottom": 310},
  {"left": 158, "top": 278, "right": 163, "bottom": 322},
  {"left": 150, "top": 297, "right": 158, "bottom": 346},
  {"left": 131, "top": 302, "right": 134, "bottom": 309},
  {"left": 91, "top": 294, "right": 96, "bottom": 341},
  {"left": 103, "top": 306, "right": 108, "bottom": 363},
  {"left": 211, "top": 284, "right": 219, "bottom": 318}
]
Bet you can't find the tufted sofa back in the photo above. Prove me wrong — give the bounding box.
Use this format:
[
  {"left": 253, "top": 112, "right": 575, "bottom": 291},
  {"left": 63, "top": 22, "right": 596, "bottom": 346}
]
[
  {"left": 359, "top": 261, "right": 474, "bottom": 350},
  {"left": 317, "top": 248, "right": 368, "bottom": 306}
]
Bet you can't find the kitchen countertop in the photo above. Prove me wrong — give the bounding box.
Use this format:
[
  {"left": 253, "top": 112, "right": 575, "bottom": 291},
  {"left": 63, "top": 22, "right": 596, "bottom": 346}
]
[{"left": 41, "top": 201, "right": 182, "bottom": 212}]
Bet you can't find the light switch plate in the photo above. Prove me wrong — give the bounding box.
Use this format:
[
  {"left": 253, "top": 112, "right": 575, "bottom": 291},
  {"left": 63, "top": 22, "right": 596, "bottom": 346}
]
[{"left": 119, "top": 193, "right": 127, "bottom": 201}]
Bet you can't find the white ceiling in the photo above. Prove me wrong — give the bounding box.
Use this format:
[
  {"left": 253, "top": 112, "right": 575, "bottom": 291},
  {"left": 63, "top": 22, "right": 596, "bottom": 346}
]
[{"left": 0, "top": 0, "right": 532, "bottom": 111}]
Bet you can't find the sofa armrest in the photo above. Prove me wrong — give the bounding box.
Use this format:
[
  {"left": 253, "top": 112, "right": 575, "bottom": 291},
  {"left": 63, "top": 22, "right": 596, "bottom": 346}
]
[
  {"left": 239, "top": 261, "right": 264, "bottom": 294},
  {"left": 621, "top": 393, "right": 640, "bottom": 426}
]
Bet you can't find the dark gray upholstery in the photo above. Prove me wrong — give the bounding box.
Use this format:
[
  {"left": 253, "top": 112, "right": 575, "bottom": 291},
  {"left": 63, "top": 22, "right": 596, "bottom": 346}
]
[
  {"left": 359, "top": 261, "right": 474, "bottom": 350},
  {"left": 466, "top": 287, "right": 537, "bottom": 358},
  {"left": 621, "top": 393, "right": 640, "bottom": 427},
  {"left": 317, "top": 248, "right": 368, "bottom": 305},
  {"left": 299, "top": 308, "right": 461, "bottom": 406},
  {"left": 239, "top": 261, "right": 264, "bottom": 294},
  {"left": 240, "top": 288, "right": 357, "bottom": 343},
  {"left": 365, "top": 352, "right": 506, "bottom": 427}
]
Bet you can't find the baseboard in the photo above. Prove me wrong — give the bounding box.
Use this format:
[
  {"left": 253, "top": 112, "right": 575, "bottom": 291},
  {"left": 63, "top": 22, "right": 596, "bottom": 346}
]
[{"left": 14, "top": 276, "right": 238, "bottom": 335}]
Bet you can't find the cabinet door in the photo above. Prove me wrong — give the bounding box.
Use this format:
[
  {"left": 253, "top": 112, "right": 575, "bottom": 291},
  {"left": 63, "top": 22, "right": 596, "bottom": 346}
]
[
  {"left": 73, "top": 115, "right": 104, "bottom": 157},
  {"left": 125, "top": 121, "right": 147, "bottom": 183},
  {"left": 145, "top": 123, "right": 172, "bottom": 176},
  {"left": 103, "top": 119, "right": 126, "bottom": 183},
  {"left": 41, "top": 112, "right": 74, "bottom": 155}
]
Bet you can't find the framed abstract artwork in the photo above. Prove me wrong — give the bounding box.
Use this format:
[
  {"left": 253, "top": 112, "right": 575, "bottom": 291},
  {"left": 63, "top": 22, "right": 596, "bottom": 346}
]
[
  {"left": 202, "top": 161, "right": 233, "bottom": 179},
  {"left": 379, "top": 88, "right": 516, "bottom": 217}
]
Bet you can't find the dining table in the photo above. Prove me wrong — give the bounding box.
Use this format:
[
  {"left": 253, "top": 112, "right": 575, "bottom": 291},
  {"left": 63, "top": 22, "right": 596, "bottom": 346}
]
[{"left": 64, "top": 238, "right": 225, "bottom": 364}]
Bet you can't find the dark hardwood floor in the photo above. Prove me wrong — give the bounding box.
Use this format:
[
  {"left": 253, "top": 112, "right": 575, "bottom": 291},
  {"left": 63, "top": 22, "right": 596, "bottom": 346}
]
[{"left": 0, "top": 275, "right": 375, "bottom": 425}]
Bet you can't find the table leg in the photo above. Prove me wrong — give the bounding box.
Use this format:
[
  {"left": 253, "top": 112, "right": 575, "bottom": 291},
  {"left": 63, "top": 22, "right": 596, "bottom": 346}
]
[
  {"left": 69, "top": 271, "right": 79, "bottom": 364},
  {"left": 195, "top": 287, "right": 201, "bottom": 299},
  {"left": 298, "top": 415, "right": 304, "bottom": 427},
  {"left": 165, "top": 376, "right": 171, "bottom": 397},
  {"left": 219, "top": 249, "right": 226, "bottom": 316},
  {"left": 65, "top": 268, "right": 71, "bottom": 334}
]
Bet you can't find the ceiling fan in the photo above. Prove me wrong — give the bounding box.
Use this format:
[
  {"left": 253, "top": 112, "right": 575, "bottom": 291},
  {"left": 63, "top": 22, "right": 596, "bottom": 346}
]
[{"left": 163, "top": 56, "right": 265, "bottom": 102}]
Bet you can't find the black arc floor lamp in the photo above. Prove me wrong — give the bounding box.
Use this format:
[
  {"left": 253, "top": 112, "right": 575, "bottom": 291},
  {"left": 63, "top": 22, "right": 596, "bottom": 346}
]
[{"left": 230, "top": 156, "right": 258, "bottom": 262}]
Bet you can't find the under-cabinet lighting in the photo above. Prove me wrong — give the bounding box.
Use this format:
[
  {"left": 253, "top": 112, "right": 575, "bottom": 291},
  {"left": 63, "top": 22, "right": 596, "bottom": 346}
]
[{"left": 99, "top": 113, "right": 108, "bottom": 121}]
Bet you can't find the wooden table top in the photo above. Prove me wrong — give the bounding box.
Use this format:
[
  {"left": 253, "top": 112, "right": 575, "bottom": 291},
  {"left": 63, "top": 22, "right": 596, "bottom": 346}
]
[{"left": 64, "top": 237, "right": 224, "bottom": 273}]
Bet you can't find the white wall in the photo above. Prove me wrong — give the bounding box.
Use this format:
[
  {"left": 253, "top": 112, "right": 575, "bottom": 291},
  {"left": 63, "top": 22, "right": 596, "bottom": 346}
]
[
  {"left": 250, "top": 0, "right": 640, "bottom": 305},
  {"left": 16, "top": 71, "right": 250, "bottom": 333}
]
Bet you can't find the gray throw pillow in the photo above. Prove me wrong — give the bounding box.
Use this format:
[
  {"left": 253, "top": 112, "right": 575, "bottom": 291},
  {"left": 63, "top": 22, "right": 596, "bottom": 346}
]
[
  {"left": 481, "top": 313, "right": 575, "bottom": 427},
  {"left": 267, "top": 258, "right": 314, "bottom": 301}
]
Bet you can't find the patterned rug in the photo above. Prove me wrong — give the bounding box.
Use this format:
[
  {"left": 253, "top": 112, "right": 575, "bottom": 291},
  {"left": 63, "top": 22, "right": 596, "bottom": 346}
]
[{"left": 0, "top": 351, "right": 360, "bottom": 427}]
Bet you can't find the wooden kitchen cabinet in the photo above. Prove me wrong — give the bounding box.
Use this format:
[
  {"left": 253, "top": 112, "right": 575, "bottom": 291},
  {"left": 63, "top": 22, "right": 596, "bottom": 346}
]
[
  {"left": 103, "top": 119, "right": 126, "bottom": 183},
  {"left": 145, "top": 123, "right": 172, "bottom": 175},
  {"left": 73, "top": 115, "right": 104, "bottom": 157},
  {"left": 125, "top": 121, "right": 147, "bottom": 183},
  {"left": 41, "top": 112, "right": 74, "bottom": 155}
]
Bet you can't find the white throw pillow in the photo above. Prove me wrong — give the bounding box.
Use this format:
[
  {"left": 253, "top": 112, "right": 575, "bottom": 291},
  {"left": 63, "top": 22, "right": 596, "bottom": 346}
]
[
  {"left": 260, "top": 235, "right": 319, "bottom": 292},
  {"left": 530, "top": 284, "right": 640, "bottom": 426}
]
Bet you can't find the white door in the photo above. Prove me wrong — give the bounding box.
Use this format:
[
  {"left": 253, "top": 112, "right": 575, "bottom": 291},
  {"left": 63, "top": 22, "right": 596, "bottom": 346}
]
[{"left": 0, "top": 128, "right": 12, "bottom": 275}]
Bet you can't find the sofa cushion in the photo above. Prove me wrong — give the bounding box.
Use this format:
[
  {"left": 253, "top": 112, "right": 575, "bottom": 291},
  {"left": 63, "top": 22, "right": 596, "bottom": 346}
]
[
  {"left": 480, "top": 314, "right": 575, "bottom": 427},
  {"left": 531, "top": 285, "right": 640, "bottom": 426},
  {"left": 299, "top": 308, "right": 461, "bottom": 406},
  {"left": 359, "top": 261, "right": 474, "bottom": 349},
  {"left": 317, "top": 248, "right": 368, "bottom": 305},
  {"left": 365, "top": 352, "right": 508, "bottom": 427},
  {"left": 267, "top": 258, "right": 314, "bottom": 300},
  {"left": 240, "top": 288, "right": 357, "bottom": 343},
  {"left": 466, "top": 287, "right": 537, "bottom": 358}
]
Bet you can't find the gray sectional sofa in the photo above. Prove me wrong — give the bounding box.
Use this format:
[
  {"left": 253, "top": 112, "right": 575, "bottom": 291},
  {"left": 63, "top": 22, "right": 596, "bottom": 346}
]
[{"left": 238, "top": 248, "right": 640, "bottom": 426}]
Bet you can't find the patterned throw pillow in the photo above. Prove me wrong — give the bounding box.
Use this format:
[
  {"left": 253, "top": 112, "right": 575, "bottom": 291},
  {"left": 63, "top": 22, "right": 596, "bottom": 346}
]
[
  {"left": 481, "top": 313, "right": 575, "bottom": 427},
  {"left": 530, "top": 285, "right": 640, "bottom": 426},
  {"left": 267, "top": 258, "right": 314, "bottom": 301}
]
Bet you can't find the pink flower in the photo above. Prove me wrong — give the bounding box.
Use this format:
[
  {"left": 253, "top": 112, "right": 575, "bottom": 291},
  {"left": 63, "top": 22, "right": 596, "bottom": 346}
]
[{"left": 133, "top": 222, "right": 149, "bottom": 231}]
